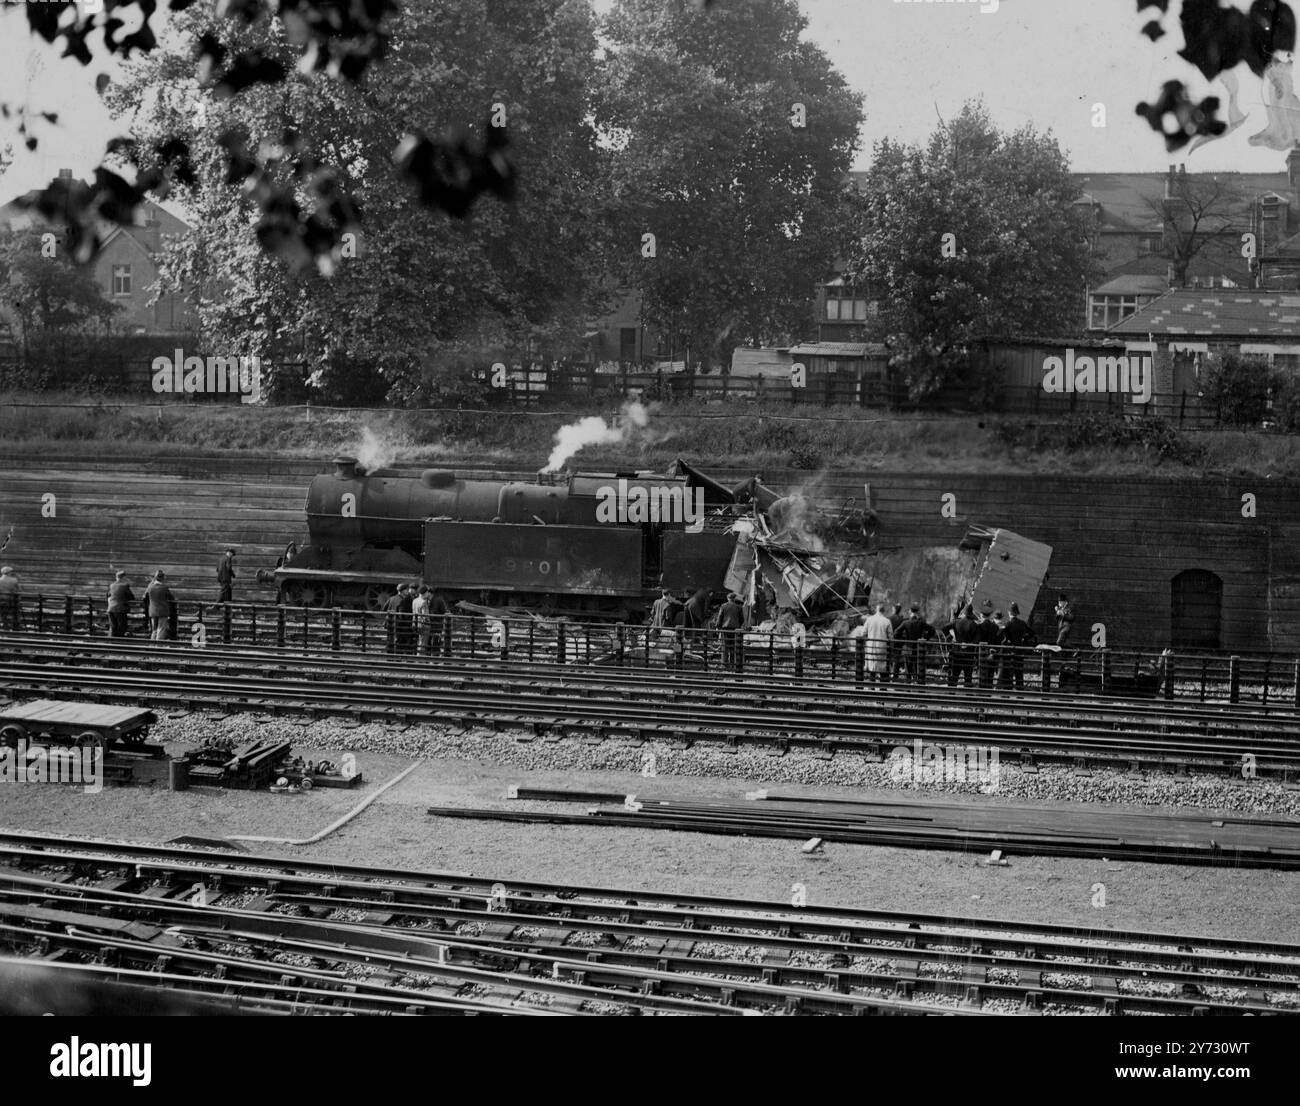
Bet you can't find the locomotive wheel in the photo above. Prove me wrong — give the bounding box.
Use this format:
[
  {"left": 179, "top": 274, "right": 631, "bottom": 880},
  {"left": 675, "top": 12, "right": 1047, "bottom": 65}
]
[
  {"left": 0, "top": 724, "right": 25, "bottom": 750},
  {"left": 364, "top": 584, "right": 396, "bottom": 611},
  {"left": 283, "top": 581, "right": 327, "bottom": 608}
]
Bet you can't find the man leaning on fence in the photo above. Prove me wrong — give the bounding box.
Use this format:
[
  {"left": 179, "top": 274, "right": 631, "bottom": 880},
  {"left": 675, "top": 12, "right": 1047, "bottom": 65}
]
[
  {"left": 0, "top": 566, "right": 20, "bottom": 632},
  {"left": 144, "top": 570, "right": 175, "bottom": 642},
  {"left": 107, "top": 570, "right": 135, "bottom": 637},
  {"left": 717, "top": 592, "right": 746, "bottom": 670}
]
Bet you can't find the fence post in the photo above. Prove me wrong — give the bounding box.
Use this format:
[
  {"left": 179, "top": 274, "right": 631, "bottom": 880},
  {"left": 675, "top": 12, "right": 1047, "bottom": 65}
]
[
  {"left": 301, "top": 607, "right": 308, "bottom": 650},
  {"left": 1228, "top": 654, "right": 1240, "bottom": 704},
  {"left": 276, "top": 606, "right": 286, "bottom": 648},
  {"left": 917, "top": 640, "right": 927, "bottom": 685},
  {"left": 222, "top": 603, "right": 232, "bottom": 645},
  {"left": 64, "top": 595, "right": 73, "bottom": 634},
  {"left": 331, "top": 607, "right": 341, "bottom": 652},
  {"left": 1041, "top": 649, "right": 1052, "bottom": 692},
  {"left": 794, "top": 643, "right": 804, "bottom": 678},
  {"left": 1101, "top": 648, "right": 1112, "bottom": 694},
  {"left": 528, "top": 621, "right": 535, "bottom": 662},
  {"left": 855, "top": 637, "right": 865, "bottom": 689},
  {"left": 556, "top": 621, "right": 565, "bottom": 665},
  {"left": 443, "top": 614, "right": 452, "bottom": 657},
  {"left": 500, "top": 619, "right": 510, "bottom": 662},
  {"left": 250, "top": 605, "right": 257, "bottom": 645}
]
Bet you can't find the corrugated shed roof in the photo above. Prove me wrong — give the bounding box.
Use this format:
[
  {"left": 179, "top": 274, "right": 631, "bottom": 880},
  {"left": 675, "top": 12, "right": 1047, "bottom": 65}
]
[
  {"left": 788, "top": 342, "right": 886, "bottom": 357},
  {"left": 1107, "top": 289, "right": 1300, "bottom": 337}
]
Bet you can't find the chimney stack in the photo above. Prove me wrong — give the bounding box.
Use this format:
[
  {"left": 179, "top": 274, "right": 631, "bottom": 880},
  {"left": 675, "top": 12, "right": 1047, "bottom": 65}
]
[{"left": 1288, "top": 145, "right": 1300, "bottom": 191}]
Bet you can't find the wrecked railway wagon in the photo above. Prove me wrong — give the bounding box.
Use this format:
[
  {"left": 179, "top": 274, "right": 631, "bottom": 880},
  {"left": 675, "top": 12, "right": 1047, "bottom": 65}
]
[{"left": 268, "top": 456, "right": 1052, "bottom": 624}]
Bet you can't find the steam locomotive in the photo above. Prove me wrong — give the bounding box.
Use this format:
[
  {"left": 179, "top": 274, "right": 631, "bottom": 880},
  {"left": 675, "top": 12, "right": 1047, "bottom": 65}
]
[{"left": 272, "top": 457, "right": 740, "bottom": 618}]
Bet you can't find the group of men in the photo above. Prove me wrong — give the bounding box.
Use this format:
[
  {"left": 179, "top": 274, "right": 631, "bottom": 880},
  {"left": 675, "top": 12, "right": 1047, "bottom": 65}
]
[
  {"left": 858, "top": 592, "right": 1076, "bottom": 687},
  {"left": 383, "top": 583, "right": 450, "bottom": 655}
]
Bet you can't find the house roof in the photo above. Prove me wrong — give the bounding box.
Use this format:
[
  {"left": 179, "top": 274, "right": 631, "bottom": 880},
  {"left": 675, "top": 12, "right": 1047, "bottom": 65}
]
[
  {"left": 1070, "top": 170, "right": 1286, "bottom": 234},
  {"left": 1107, "top": 289, "right": 1300, "bottom": 338},
  {"left": 1092, "top": 274, "right": 1170, "bottom": 296}
]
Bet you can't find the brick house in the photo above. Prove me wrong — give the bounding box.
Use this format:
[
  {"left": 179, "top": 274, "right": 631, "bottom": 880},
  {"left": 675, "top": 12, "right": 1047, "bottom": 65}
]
[{"left": 0, "top": 171, "right": 197, "bottom": 336}]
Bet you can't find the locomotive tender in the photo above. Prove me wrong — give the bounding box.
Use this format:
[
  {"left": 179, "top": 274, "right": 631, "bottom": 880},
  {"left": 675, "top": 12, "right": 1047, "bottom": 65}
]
[{"left": 273, "top": 456, "right": 737, "bottom": 617}]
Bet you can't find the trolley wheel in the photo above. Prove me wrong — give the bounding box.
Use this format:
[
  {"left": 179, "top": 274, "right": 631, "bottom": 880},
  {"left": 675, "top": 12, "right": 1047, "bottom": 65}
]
[
  {"left": 74, "top": 730, "right": 105, "bottom": 753},
  {"left": 300, "top": 776, "right": 313, "bottom": 791},
  {"left": 0, "top": 724, "right": 25, "bottom": 750}
]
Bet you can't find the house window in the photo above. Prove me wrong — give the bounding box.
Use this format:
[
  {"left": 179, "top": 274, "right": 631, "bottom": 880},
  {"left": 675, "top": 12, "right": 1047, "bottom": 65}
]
[
  {"left": 111, "top": 264, "right": 132, "bottom": 296},
  {"left": 1088, "top": 294, "right": 1148, "bottom": 329},
  {"left": 825, "top": 286, "right": 870, "bottom": 322}
]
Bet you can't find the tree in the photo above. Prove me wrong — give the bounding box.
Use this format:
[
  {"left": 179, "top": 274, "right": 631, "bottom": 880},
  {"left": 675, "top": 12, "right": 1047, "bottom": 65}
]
[
  {"left": 106, "top": 0, "right": 608, "bottom": 399},
  {"left": 0, "top": 227, "right": 118, "bottom": 356},
  {"left": 847, "top": 102, "right": 1099, "bottom": 398},
  {"left": 6, "top": 1, "right": 514, "bottom": 271},
  {"left": 1146, "top": 170, "right": 1248, "bottom": 287},
  {"left": 595, "top": 0, "right": 863, "bottom": 370}
]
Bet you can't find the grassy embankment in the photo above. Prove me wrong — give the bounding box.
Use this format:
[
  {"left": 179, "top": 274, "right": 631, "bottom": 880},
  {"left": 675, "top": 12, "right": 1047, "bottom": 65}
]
[{"left": 0, "top": 391, "right": 1296, "bottom": 477}]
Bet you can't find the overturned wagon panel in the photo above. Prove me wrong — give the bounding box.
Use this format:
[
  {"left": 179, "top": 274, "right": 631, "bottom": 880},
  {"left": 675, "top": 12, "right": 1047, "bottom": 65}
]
[
  {"left": 965, "top": 527, "right": 1053, "bottom": 618},
  {"left": 424, "top": 521, "right": 643, "bottom": 596}
]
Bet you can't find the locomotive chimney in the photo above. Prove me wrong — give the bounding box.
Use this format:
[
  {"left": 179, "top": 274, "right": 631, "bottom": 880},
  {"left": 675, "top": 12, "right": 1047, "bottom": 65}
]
[{"left": 333, "top": 455, "right": 358, "bottom": 479}]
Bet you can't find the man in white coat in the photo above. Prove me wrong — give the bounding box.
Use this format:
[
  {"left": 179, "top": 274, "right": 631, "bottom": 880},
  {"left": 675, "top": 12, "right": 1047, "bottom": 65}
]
[{"left": 863, "top": 602, "right": 893, "bottom": 681}]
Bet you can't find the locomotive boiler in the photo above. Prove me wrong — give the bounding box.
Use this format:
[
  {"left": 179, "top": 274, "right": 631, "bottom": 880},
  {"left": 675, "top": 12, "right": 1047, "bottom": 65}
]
[{"left": 273, "top": 456, "right": 737, "bottom": 617}]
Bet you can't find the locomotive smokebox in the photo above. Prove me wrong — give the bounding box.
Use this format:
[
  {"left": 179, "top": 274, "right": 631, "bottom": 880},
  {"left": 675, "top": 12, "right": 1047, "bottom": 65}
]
[{"left": 333, "top": 456, "right": 359, "bottom": 479}]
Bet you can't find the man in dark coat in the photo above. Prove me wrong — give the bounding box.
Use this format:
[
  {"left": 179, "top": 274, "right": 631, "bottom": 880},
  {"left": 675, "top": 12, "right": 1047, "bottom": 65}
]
[
  {"left": 217, "top": 549, "right": 236, "bottom": 604},
  {"left": 386, "top": 584, "right": 416, "bottom": 655},
  {"left": 717, "top": 592, "right": 746, "bottom": 670},
  {"left": 887, "top": 603, "right": 906, "bottom": 681},
  {"left": 1001, "top": 601, "right": 1036, "bottom": 689},
  {"left": 107, "top": 570, "right": 135, "bottom": 637},
  {"left": 0, "top": 566, "right": 19, "bottom": 632},
  {"left": 894, "top": 604, "right": 937, "bottom": 682},
  {"left": 974, "top": 602, "right": 1001, "bottom": 687},
  {"left": 940, "top": 605, "right": 978, "bottom": 686},
  {"left": 144, "top": 570, "right": 175, "bottom": 641}
]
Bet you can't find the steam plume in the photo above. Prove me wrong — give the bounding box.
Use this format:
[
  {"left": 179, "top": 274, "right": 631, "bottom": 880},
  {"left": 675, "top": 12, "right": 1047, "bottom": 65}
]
[{"left": 543, "top": 402, "right": 648, "bottom": 472}]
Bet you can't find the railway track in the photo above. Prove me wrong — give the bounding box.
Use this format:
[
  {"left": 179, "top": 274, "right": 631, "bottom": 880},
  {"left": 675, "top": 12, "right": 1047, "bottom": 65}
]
[
  {"left": 1, "top": 833, "right": 1297, "bottom": 1015},
  {"left": 1, "top": 635, "right": 1298, "bottom": 777}
]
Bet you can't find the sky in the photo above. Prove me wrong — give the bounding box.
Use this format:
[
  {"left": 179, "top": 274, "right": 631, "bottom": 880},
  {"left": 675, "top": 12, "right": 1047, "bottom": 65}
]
[{"left": 0, "top": 0, "right": 1291, "bottom": 202}]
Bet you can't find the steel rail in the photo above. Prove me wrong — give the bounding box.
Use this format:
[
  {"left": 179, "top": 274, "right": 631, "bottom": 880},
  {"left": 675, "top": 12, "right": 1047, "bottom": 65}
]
[
  {"left": 5, "top": 633, "right": 1298, "bottom": 734},
  {"left": 4, "top": 864, "right": 1292, "bottom": 1017},
  {"left": 2, "top": 657, "right": 1297, "bottom": 776},
  {"left": 2, "top": 831, "right": 1296, "bottom": 960},
  {"left": 5, "top": 836, "right": 1294, "bottom": 966}
]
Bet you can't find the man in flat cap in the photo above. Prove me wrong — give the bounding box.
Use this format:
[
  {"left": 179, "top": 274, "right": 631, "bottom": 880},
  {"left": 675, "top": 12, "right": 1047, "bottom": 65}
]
[{"left": 0, "top": 566, "right": 19, "bottom": 631}]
